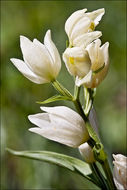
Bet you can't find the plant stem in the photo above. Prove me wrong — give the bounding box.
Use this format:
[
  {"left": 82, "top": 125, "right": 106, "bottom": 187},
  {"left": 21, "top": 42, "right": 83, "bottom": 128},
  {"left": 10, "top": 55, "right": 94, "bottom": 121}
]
[
  {"left": 73, "top": 99, "right": 88, "bottom": 122},
  {"left": 102, "top": 159, "right": 117, "bottom": 190},
  {"left": 52, "top": 80, "right": 73, "bottom": 98},
  {"left": 74, "top": 84, "right": 80, "bottom": 100},
  {"left": 73, "top": 88, "right": 116, "bottom": 189},
  {"left": 91, "top": 163, "right": 109, "bottom": 190},
  {"left": 52, "top": 80, "right": 116, "bottom": 189}
]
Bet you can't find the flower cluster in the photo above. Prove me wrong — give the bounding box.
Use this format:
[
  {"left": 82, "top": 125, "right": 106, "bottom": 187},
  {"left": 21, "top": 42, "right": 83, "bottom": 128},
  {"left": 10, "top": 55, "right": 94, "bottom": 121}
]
[
  {"left": 11, "top": 8, "right": 109, "bottom": 89},
  {"left": 63, "top": 8, "right": 109, "bottom": 88},
  {"left": 10, "top": 8, "right": 109, "bottom": 163},
  {"left": 10, "top": 7, "right": 127, "bottom": 190}
]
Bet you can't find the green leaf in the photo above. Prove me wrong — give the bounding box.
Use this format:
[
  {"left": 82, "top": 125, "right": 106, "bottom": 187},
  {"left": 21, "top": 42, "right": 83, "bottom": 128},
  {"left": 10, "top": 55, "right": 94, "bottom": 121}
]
[
  {"left": 6, "top": 149, "right": 92, "bottom": 177},
  {"left": 36, "top": 95, "right": 72, "bottom": 104}
]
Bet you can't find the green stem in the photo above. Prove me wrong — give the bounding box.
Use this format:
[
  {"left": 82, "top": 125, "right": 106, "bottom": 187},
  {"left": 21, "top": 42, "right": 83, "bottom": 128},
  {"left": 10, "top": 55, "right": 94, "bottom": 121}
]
[
  {"left": 52, "top": 80, "right": 73, "bottom": 98},
  {"left": 73, "top": 88, "right": 116, "bottom": 189},
  {"left": 52, "top": 80, "right": 116, "bottom": 189},
  {"left": 73, "top": 85, "right": 88, "bottom": 121},
  {"left": 73, "top": 99, "right": 88, "bottom": 122},
  {"left": 102, "top": 159, "right": 116, "bottom": 190},
  {"left": 91, "top": 163, "right": 109, "bottom": 190},
  {"left": 74, "top": 84, "right": 80, "bottom": 100}
]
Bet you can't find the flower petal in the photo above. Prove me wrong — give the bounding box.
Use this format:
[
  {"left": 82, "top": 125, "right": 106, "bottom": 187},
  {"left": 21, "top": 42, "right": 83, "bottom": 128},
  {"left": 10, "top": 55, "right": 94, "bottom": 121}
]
[
  {"left": 70, "top": 16, "right": 91, "bottom": 41},
  {"left": 75, "top": 70, "right": 92, "bottom": 87},
  {"left": 65, "top": 9, "right": 87, "bottom": 38},
  {"left": 90, "top": 42, "right": 109, "bottom": 88},
  {"left": 20, "top": 35, "right": 52, "bottom": 79},
  {"left": 28, "top": 113, "right": 51, "bottom": 128},
  {"left": 33, "top": 38, "right": 52, "bottom": 64},
  {"left": 113, "top": 154, "right": 127, "bottom": 163},
  {"left": 29, "top": 126, "right": 83, "bottom": 148},
  {"left": 40, "top": 106, "right": 85, "bottom": 129},
  {"left": 101, "top": 42, "right": 109, "bottom": 66},
  {"left": 28, "top": 106, "right": 89, "bottom": 147},
  {"left": 28, "top": 108, "right": 89, "bottom": 147},
  {"left": 63, "top": 47, "right": 91, "bottom": 77},
  {"left": 44, "top": 30, "right": 61, "bottom": 77},
  {"left": 73, "top": 31, "right": 102, "bottom": 48},
  {"left": 86, "top": 8, "right": 105, "bottom": 26},
  {"left": 86, "top": 39, "right": 104, "bottom": 71},
  {"left": 113, "top": 154, "right": 127, "bottom": 190},
  {"left": 10, "top": 58, "right": 49, "bottom": 84},
  {"left": 79, "top": 143, "right": 95, "bottom": 163}
]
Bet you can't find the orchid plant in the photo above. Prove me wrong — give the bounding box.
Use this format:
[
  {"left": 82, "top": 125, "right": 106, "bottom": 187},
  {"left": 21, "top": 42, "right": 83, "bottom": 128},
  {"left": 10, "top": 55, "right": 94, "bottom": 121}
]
[{"left": 7, "top": 8, "right": 127, "bottom": 190}]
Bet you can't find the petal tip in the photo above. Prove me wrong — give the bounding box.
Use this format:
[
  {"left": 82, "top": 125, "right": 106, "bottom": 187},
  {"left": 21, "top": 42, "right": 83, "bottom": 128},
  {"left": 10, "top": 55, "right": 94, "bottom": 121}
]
[
  {"left": 10, "top": 58, "right": 15, "bottom": 62},
  {"left": 40, "top": 106, "right": 47, "bottom": 112},
  {"left": 10, "top": 58, "right": 21, "bottom": 64},
  {"left": 105, "top": 41, "right": 109, "bottom": 47},
  {"left": 28, "top": 128, "right": 35, "bottom": 132},
  {"left": 46, "top": 29, "right": 51, "bottom": 37},
  {"left": 28, "top": 115, "right": 33, "bottom": 121},
  {"left": 20, "top": 35, "right": 26, "bottom": 41},
  {"left": 20, "top": 35, "right": 31, "bottom": 45}
]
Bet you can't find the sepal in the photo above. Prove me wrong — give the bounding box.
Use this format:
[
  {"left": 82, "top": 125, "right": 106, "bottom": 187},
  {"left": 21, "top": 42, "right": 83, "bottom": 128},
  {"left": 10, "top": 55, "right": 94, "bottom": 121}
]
[{"left": 37, "top": 95, "right": 72, "bottom": 104}]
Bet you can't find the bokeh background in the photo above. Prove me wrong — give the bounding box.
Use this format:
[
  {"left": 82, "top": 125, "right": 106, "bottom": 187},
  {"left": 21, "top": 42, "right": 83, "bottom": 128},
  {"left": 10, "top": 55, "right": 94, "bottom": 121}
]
[{"left": 1, "top": 1, "right": 126, "bottom": 189}]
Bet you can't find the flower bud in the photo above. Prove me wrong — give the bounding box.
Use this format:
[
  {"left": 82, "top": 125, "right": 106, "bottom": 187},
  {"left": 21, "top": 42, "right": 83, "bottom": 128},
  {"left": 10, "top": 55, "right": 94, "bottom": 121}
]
[
  {"left": 65, "top": 8, "right": 104, "bottom": 47},
  {"left": 63, "top": 46, "right": 91, "bottom": 77},
  {"left": 63, "top": 39, "right": 109, "bottom": 88},
  {"left": 28, "top": 106, "right": 90, "bottom": 148},
  {"left": 113, "top": 154, "right": 127, "bottom": 190},
  {"left": 79, "top": 143, "right": 95, "bottom": 163},
  {"left": 10, "top": 30, "right": 61, "bottom": 84}
]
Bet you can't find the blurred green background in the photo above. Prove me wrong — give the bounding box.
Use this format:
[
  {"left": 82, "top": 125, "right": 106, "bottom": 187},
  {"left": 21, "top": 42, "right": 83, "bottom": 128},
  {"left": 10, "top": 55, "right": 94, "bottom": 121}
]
[{"left": 1, "top": 1, "right": 126, "bottom": 189}]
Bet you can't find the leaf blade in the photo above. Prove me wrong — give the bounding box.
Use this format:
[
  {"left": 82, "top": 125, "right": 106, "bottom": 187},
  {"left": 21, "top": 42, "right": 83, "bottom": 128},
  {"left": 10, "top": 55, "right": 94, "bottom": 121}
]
[
  {"left": 37, "top": 95, "right": 72, "bottom": 104},
  {"left": 6, "top": 149, "right": 92, "bottom": 176}
]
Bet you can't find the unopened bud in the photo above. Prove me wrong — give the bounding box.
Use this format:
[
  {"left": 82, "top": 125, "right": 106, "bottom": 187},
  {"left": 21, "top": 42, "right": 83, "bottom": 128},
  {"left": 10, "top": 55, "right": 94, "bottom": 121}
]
[{"left": 79, "top": 142, "right": 95, "bottom": 163}]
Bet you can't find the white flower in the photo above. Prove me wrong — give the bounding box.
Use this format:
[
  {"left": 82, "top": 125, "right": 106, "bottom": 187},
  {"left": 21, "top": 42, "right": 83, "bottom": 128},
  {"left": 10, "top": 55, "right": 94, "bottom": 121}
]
[
  {"left": 63, "top": 46, "right": 91, "bottom": 77},
  {"left": 76, "top": 39, "right": 109, "bottom": 88},
  {"left": 65, "top": 8, "right": 105, "bottom": 47},
  {"left": 79, "top": 143, "right": 95, "bottom": 163},
  {"left": 113, "top": 154, "right": 127, "bottom": 190},
  {"left": 28, "top": 106, "right": 90, "bottom": 148},
  {"left": 63, "top": 39, "right": 109, "bottom": 88},
  {"left": 10, "top": 30, "right": 61, "bottom": 84}
]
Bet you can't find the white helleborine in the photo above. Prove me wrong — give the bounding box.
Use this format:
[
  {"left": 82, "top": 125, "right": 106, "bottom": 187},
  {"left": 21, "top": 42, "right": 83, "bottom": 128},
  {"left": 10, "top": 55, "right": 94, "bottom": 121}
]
[
  {"left": 65, "top": 8, "right": 105, "bottom": 47},
  {"left": 10, "top": 30, "right": 61, "bottom": 84},
  {"left": 113, "top": 154, "right": 127, "bottom": 190},
  {"left": 28, "top": 106, "right": 90, "bottom": 148},
  {"left": 79, "top": 143, "right": 95, "bottom": 163},
  {"left": 63, "top": 39, "right": 109, "bottom": 88},
  {"left": 63, "top": 46, "right": 91, "bottom": 78}
]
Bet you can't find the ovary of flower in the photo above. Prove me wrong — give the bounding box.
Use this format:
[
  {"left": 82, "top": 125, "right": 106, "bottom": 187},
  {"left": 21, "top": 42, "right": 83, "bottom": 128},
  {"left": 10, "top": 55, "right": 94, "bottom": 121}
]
[
  {"left": 113, "top": 154, "right": 127, "bottom": 190},
  {"left": 10, "top": 30, "right": 61, "bottom": 84},
  {"left": 79, "top": 142, "right": 95, "bottom": 163},
  {"left": 65, "top": 8, "right": 105, "bottom": 47},
  {"left": 28, "top": 106, "right": 90, "bottom": 148},
  {"left": 63, "top": 39, "right": 109, "bottom": 88}
]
